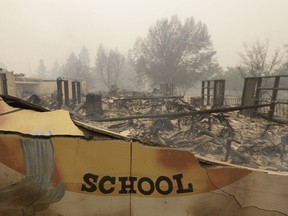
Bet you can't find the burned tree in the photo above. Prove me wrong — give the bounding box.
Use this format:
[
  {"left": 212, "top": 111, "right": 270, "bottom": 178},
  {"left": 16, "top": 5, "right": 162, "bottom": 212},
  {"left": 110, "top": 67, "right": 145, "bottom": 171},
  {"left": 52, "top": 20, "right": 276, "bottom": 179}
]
[
  {"left": 237, "top": 39, "right": 284, "bottom": 77},
  {"left": 131, "top": 15, "right": 220, "bottom": 94},
  {"left": 63, "top": 52, "right": 78, "bottom": 78},
  {"left": 95, "top": 45, "right": 125, "bottom": 91}
]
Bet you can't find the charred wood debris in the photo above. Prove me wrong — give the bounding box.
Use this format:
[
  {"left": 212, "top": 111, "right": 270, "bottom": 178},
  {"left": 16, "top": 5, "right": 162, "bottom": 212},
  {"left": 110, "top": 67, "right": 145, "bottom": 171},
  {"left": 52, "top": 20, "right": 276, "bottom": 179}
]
[{"left": 26, "top": 92, "right": 288, "bottom": 172}]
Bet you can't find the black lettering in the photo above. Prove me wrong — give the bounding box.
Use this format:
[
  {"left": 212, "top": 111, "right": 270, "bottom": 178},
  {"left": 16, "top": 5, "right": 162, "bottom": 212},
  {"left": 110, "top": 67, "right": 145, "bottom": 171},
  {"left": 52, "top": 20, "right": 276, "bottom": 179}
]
[
  {"left": 99, "top": 176, "right": 116, "bottom": 194},
  {"left": 155, "top": 176, "right": 173, "bottom": 195},
  {"left": 138, "top": 177, "right": 154, "bottom": 195},
  {"left": 81, "top": 173, "right": 98, "bottom": 192},
  {"left": 173, "top": 174, "right": 193, "bottom": 193},
  {"left": 118, "top": 177, "right": 137, "bottom": 194}
]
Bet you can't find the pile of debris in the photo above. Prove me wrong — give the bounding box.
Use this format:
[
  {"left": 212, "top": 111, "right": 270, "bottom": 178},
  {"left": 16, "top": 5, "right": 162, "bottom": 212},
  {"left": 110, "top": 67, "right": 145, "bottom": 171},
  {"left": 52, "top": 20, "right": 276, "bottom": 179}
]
[
  {"left": 86, "top": 96, "right": 288, "bottom": 171},
  {"left": 22, "top": 93, "right": 288, "bottom": 171},
  {"left": 26, "top": 94, "right": 58, "bottom": 109}
]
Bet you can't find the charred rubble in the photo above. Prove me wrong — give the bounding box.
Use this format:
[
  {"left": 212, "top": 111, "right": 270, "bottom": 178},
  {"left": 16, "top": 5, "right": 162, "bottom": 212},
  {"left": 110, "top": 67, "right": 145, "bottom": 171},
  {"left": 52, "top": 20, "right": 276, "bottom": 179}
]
[
  {"left": 1, "top": 72, "right": 288, "bottom": 171},
  {"left": 20, "top": 90, "right": 288, "bottom": 172},
  {"left": 86, "top": 95, "right": 288, "bottom": 171}
]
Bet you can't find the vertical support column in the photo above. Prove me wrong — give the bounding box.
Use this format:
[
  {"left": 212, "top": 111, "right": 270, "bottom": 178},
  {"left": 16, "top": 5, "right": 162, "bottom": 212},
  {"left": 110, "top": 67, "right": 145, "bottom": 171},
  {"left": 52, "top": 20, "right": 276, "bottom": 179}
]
[
  {"left": 281, "top": 135, "right": 288, "bottom": 159},
  {"left": 56, "top": 78, "right": 63, "bottom": 109},
  {"left": 241, "top": 78, "right": 258, "bottom": 116},
  {"left": 77, "top": 81, "right": 81, "bottom": 104},
  {"left": 3, "top": 74, "right": 8, "bottom": 95},
  {"left": 168, "top": 83, "right": 174, "bottom": 96},
  {"left": 201, "top": 81, "right": 205, "bottom": 106},
  {"left": 213, "top": 80, "right": 217, "bottom": 106},
  {"left": 72, "top": 81, "right": 77, "bottom": 105},
  {"left": 253, "top": 77, "right": 262, "bottom": 117},
  {"left": 64, "top": 80, "right": 69, "bottom": 107},
  {"left": 268, "top": 76, "right": 280, "bottom": 121},
  {"left": 213, "top": 79, "right": 225, "bottom": 108},
  {"left": 207, "top": 81, "right": 211, "bottom": 106},
  {"left": 241, "top": 78, "right": 248, "bottom": 107},
  {"left": 0, "top": 73, "right": 8, "bottom": 95}
]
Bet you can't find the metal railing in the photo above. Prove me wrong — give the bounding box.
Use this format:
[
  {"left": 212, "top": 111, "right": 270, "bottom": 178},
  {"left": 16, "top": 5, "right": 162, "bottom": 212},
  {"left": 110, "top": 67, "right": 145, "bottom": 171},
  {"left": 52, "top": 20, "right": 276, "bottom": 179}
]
[
  {"left": 224, "top": 96, "right": 288, "bottom": 121},
  {"left": 224, "top": 96, "right": 242, "bottom": 107}
]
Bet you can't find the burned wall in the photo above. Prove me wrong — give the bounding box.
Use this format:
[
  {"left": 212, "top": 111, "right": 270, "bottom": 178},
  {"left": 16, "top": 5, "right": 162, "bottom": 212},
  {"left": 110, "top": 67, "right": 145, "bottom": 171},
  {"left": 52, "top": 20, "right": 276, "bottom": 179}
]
[{"left": 0, "top": 71, "right": 18, "bottom": 97}]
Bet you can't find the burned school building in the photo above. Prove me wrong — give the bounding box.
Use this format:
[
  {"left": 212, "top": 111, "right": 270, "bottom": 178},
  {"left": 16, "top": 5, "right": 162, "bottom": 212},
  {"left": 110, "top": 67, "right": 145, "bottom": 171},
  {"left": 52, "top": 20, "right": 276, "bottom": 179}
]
[{"left": 1, "top": 68, "right": 288, "bottom": 216}]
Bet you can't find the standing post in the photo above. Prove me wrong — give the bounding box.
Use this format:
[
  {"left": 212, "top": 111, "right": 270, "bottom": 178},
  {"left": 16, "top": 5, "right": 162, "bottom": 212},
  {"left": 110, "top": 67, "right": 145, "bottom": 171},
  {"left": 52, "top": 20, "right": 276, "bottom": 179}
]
[
  {"left": 201, "top": 81, "right": 205, "bottom": 106},
  {"left": 64, "top": 80, "right": 69, "bottom": 107},
  {"left": 253, "top": 77, "right": 262, "bottom": 117},
  {"left": 207, "top": 81, "right": 211, "bottom": 106},
  {"left": 77, "top": 82, "right": 81, "bottom": 104},
  {"left": 56, "top": 78, "right": 63, "bottom": 109},
  {"left": 280, "top": 135, "right": 288, "bottom": 160},
  {"left": 213, "top": 79, "right": 225, "bottom": 108},
  {"left": 72, "top": 81, "right": 77, "bottom": 105},
  {"left": 169, "top": 83, "right": 174, "bottom": 96},
  {"left": 241, "top": 78, "right": 258, "bottom": 116},
  {"left": 241, "top": 78, "right": 248, "bottom": 107},
  {"left": 1, "top": 73, "right": 8, "bottom": 95},
  {"left": 268, "top": 76, "right": 280, "bottom": 121}
]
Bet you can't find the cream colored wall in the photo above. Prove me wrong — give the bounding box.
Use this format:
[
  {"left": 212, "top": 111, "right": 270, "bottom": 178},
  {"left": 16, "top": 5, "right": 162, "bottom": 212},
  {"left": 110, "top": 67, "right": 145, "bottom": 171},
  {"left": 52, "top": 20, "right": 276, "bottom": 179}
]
[
  {"left": 12, "top": 77, "right": 87, "bottom": 99},
  {"left": 39, "top": 80, "right": 87, "bottom": 98},
  {"left": 1, "top": 71, "right": 18, "bottom": 97},
  {"left": 81, "top": 81, "right": 88, "bottom": 95},
  {"left": 38, "top": 81, "right": 57, "bottom": 96}
]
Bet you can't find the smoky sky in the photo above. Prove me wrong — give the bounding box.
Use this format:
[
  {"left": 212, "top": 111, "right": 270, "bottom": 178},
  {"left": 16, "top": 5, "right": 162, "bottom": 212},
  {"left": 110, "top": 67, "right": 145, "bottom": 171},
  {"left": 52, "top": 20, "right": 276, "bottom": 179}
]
[{"left": 1, "top": 0, "right": 288, "bottom": 75}]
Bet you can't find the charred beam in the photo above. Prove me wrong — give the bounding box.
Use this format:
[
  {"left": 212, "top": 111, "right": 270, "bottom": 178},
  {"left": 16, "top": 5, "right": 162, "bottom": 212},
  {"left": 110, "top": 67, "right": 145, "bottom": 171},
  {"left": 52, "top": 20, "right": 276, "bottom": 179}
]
[
  {"left": 114, "top": 96, "right": 184, "bottom": 101},
  {"left": 92, "top": 103, "right": 271, "bottom": 122}
]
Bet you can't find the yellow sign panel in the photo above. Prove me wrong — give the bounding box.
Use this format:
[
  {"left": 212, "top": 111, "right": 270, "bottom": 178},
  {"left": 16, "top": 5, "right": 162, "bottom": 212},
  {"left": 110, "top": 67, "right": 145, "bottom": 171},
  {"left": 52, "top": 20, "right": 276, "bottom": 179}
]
[{"left": 1, "top": 133, "right": 287, "bottom": 216}]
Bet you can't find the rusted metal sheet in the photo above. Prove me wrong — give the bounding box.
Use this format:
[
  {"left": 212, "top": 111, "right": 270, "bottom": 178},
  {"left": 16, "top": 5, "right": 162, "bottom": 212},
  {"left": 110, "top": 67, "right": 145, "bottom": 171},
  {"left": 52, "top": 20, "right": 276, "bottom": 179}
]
[{"left": 0, "top": 97, "right": 288, "bottom": 215}]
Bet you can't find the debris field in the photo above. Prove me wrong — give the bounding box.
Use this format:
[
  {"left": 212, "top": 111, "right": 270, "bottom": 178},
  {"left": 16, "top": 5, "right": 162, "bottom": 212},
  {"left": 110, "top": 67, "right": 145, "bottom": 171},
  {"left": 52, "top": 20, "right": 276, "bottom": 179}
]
[
  {"left": 86, "top": 95, "right": 288, "bottom": 172},
  {"left": 21, "top": 92, "right": 288, "bottom": 172}
]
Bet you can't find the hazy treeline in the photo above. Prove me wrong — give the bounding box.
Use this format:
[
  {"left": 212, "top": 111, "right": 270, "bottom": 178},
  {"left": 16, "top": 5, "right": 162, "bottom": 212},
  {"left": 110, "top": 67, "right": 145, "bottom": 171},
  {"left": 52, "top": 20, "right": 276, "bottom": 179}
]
[
  {"left": 33, "top": 16, "right": 288, "bottom": 94},
  {"left": 36, "top": 45, "right": 138, "bottom": 92}
]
